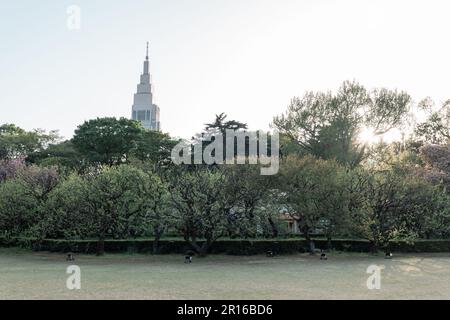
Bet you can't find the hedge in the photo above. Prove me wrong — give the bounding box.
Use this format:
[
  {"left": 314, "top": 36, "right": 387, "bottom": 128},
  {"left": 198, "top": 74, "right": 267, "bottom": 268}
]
[{"left": 1, "top": 237, "right": 449, "bottom": 255}]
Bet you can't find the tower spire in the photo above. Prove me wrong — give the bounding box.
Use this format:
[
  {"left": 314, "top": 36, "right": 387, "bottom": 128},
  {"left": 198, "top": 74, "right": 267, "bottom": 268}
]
[{"left": 132, "top": 41, "right": 160, "bottom": 131}]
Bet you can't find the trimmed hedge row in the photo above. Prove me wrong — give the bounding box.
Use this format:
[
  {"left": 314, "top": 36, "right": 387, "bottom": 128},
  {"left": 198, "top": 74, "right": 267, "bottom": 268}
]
[{"left": 1, "top": 237, "right": 449, "bottom": 254}]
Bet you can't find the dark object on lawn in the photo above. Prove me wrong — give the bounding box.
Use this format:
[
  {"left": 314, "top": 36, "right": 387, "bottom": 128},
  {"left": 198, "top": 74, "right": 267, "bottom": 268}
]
[
  {"left": 320, "top": 252, "right": 327, "bottom": 260},
  {"left": 184, "top": 250, "right": 195, "bottom": 263},
  {"left": 266, "top": 250, "right": 274, "bottom": 257},
  {"left": 385, "top": 252, "right": 393, "bottom": 259},
  {"left": 66, "top": 253, "right": 75, "bottom": 261}
]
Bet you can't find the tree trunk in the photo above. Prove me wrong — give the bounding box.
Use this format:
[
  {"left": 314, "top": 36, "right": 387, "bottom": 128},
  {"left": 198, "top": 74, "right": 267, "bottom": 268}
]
[
  {"left": 268, "top": 217, "right": 278, "bottom": 238},
  {"left": 187, "top": 237, "right": 202, "bottom": 256},
  {"left": 369, "top": 240, "right": 378, "bottom": 254},
  {"left": 96, "top": 237, "right": 105, "bottom": 256},
  {"left": 152, "top": 237, "right": 160, "bottom": 255},
  {"left": 327, "top": 235, "right": 332, "bottom": 251},
  {"left": 382, "top": 238, "right": 390, "bottom": 254},
  {"left": 303, "top": 229, "right": 315, "bottom": 255},
  {"left": 198, "top": 240, "right": 212, "bottom": 257},
  {"left": 152, "top": 227, "right": 163, "bottom": 255},
  {"left": 308, "top": 238, "right": 315, "bottom": 255}
]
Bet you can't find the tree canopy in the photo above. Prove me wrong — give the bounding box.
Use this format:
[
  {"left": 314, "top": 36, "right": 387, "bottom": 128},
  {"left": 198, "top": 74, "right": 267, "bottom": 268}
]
[
  {"left": 0, "top": 124, "right": 59, "bottom": 160},
  {"left": 72, "top": 117, "right": 143, "bottom": 165},
  {"left": 273, "top": 81, "right": 411, "bottom": 166}
]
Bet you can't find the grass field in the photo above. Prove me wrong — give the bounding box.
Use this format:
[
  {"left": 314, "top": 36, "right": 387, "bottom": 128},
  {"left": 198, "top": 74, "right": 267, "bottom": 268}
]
[{"left": 0, "top": 248, "right": 449, "bottom": 299}]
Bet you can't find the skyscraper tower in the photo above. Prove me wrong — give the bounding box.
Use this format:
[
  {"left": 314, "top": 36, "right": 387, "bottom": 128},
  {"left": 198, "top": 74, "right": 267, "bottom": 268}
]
[{"left": 131, "top": 42, "right": 160, "bottom": 130}]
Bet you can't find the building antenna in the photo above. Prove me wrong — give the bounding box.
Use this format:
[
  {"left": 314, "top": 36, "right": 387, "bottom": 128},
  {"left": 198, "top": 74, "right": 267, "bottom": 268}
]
[{"left": 146, "top": 41, "right": 149, "bottom": 60}]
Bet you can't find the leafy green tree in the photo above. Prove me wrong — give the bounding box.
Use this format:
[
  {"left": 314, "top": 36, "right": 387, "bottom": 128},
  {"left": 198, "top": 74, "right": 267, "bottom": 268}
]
[
  {"left": 398, "top": 179, "right": 450, "bottom": 239},
  {"left": 414, "top": 98, "right": 450, "bottom": 144},
  {"left": 426, "top": 193, "right": 450, "bottom": 239},
  {"left": 190, "top": 113, "right": 248, "bottom": 164},
  {"left": 42, "top": 174, "right": 93, "bottom": 239},
  {"left": 318, "top": 168, "right": 352, "bottom": 249},
  {"left": 0, "top": 180, "right": 40, "bottom": 237},
  {"left": 29, "top": 140, "right": 82, "bottom": 172},
  {"left": 204, "top": 113, "right": 248, "bottom": 134},
  {"left": 88, "top": 165, "right": 149, "bottom": 254},
  {"left": 348, "top": 166, "right": 449, "bottom": 251},
  {"left": 350, "top": 168, "right": 403, "bottom": 252},
  {"left": 0, "top": 165, "right": 58, "bottom": 238},
  {"left": 72, "top": 117, "right": 143, "bottom": 166},
  {"left": 420, "top": 143, "right": 450, "bottom": 193},
  {"left": 0, "top": 124, "right": 59, "bottom": 160},
  {"left": 277, "top": 155, "right": 350, "bottom": 253},
  {"left": 273, "top": 81, "right": 411, "bottom": 166},
  {"left": 221, "top": 164, "right": 277, "bottom": 238},
  {"left": 45, "top": 165, "right": 149, "bottom": 254},
  {"left": 169, "top": 167, "right": 234, "bottom": 256},
  {"left": 44, "top": 166, "right": 173, "bottom": 253},
  {"left": 134, "top": 169, "right": 173, "bottom": 254},
  {"left": 132, "top": 130, "right": 179, "bottom": 168}
]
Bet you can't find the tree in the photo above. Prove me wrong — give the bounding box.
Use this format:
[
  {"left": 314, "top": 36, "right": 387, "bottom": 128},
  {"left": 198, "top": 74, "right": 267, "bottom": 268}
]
[
  {"left": 273, "top": 81, "right": 411, "bottom": 166},
  {"left": 28, "top": 140, "right": 82, "bottom": 172},
  {"left": 43, "top": 165, "right": 174, "bottom": 254},
  {"left": 420, "top": 143, "right": 450, "bottom": 193},
  {"left": 43, "top": 174, "right": 94, "bottom": 239},
  {"left": 350, "top": 168, "right": 406, "bottom": 252},
  {"left": 87, "top": 165, "right": 148, "bottom": 254},
  {"left": 0, "top": 165, "right": 59, "bottom": 238},
  {"left": 134, "top": 169, "right": 173, "bottom": 254},
  {"left": 0, "top": 157, "right": 26, "bottom": 183},
  {"left": 348, "top": 165, "right": 449, "bottom": 251},
  {"left": 398, "top": 179, "right": 450, "bottom": 239},
  {"left": 46, "top": 165, "right": 149, "bottom": 254},
  {"left": 169, "top": 167, "right": 233, "bottom": 256},
  {"left": 221, "top": 164, "right": 277, "bottom": 238},
  {"left": 277, "top": 155, "right": 349, "bottom": 253},
  {"left": 190, "top": 113, "right": 249, "bottom": 164},
  {"left": 204, "top": 113, "right": 248, "bottom": 134},
  {"left": 425, "top": 195, "right": 450, "bottom": 239},
  {"left": 0, "top": 124, "right": 59, "bottom": 160},
  {"left": 414, "top": 98, "right": 450, "bottom": 144},
  {"left": 0, "top": 180, "right": 40, "bottom": 237},
  {"left": 132, "top": 130, "right": 179, "bottom": 168},
  {"left": 72, "top": 117, "right": 143, "bottom": 166},
  {"left": 318, "top": 168, "right": 351, "bottom": 250}
]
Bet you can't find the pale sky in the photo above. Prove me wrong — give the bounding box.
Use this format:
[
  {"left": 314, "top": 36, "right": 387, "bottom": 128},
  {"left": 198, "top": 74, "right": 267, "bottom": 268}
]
[{"left": 1, "top": 0, "right": 449, "bottom": 140}]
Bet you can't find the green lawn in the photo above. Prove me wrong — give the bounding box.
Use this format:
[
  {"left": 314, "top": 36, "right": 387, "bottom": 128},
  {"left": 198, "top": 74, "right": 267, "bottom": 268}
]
[{"left": 0, "top": 248, "right": 449, "bottom": 299}]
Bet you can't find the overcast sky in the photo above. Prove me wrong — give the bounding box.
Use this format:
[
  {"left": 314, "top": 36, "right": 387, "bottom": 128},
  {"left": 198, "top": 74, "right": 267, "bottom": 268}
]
[{"left": 1, "top": 0, "right": 449, "bottom": 140}]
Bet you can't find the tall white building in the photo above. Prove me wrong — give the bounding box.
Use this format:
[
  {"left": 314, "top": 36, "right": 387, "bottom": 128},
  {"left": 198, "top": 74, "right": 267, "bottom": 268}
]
[{"left": 131, "top": 42, "right": 160, "bottom": 130}]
